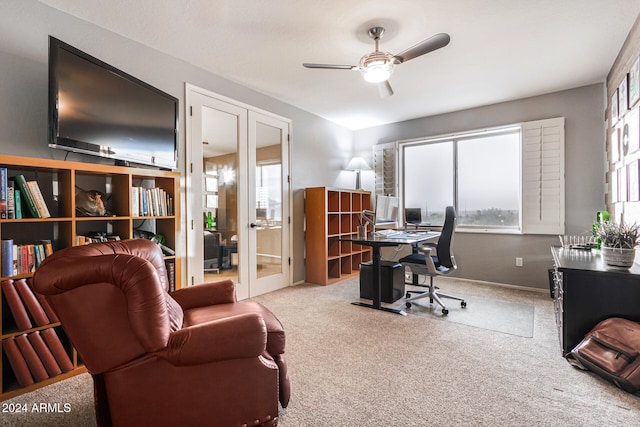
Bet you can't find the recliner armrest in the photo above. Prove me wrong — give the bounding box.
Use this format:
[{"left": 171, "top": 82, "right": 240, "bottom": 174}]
[
  {"left": 170, "top": 279, "right": 236, "bottom": 309},
  {"left": 161, "top": 312, "right": 267, "bottom": 366}
]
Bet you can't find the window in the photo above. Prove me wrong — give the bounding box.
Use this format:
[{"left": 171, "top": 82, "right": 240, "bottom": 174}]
[
  {"left": 255, "top": 162, "right": 282, "bottom": 223},
  {"left": 401, "top": 127, "right": 521, "bottom": 230}
]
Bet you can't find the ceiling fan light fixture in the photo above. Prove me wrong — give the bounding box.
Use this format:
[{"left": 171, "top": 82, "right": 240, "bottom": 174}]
[{"left": 359, "top": 52, "right": 395, "bottom": 83}]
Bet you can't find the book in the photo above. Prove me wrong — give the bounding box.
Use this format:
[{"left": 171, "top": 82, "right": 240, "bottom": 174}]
[
  {"left": 14, "top": 188, "right": 22, "bottom": 219},
  {"left": 27, "top": 331, "right": 62, "bottom": 377},
  {"left": 14, "top": 278, "right": 50, "bottom": 326},
  {"left": 34, "top": 290, "right": 59, "bottom": 323},
  {"left": 12, "top": 175, "right": 39, "bottom": 218},
  {"left": 15, "top": 333, "right": 49, "bottom": 382},
  {"left": 0, "top": 167, "right": 7, "bottom": 219},
  {"left": 2, "top": 336, "right": 34, "bottom": 387},
  {"left": 1, "top": 279, "right": 32, "bottom": 330},
  {"left": 131, "top": 187, "right": 139, "bottom": 216},
  {"left": 1, "top": 238, "right": 13, "bottom": 277},
  {"left": 26, "top": 180, "right": 51, "bottom": 218},
  {"left": 40, "top": 328, "right": 74, "bottom": 372},
  {"left": 7, "top": 180, "right": 15, "bottom": 219},
  {"left": 40, "top": 239, "right": 54, "bottom": 257}
]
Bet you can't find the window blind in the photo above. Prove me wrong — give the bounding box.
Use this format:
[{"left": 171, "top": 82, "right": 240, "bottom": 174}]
[{"left": 522, "top": 117, "right": 565, "bottom": 234}]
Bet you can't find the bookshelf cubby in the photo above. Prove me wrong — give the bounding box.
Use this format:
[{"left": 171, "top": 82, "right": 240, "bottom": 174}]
[
  {"left": 305, "top": 187, "right": 372, "bottom": 285},
  {"left": 0, "top": 154, "right": 180, "bottom": 401}
]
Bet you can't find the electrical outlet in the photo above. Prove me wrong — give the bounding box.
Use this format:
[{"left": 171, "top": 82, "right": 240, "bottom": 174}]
[{"left": 516, "top": 257, "right": 523, "bottom": 267}]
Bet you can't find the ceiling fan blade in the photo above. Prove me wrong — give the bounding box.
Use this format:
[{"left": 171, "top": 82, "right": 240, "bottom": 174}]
[
  {"left": 393, "top": 33, "right": 450, "bottom": 64},
  {"left": 303, "top": 63, "right": 357, "bottom": 70},
  {"left": 378, "top": 81, "right": 393, "bottom": 98}
]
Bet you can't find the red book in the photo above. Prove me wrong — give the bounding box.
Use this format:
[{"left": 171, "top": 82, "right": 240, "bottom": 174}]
[
  {"left": 2, "top": 336, "right": 34, "bottom": 387},
  {"left": 34, "top": 290, "right": 59, "bottom": 323},
  {"left": 40, "top": 328, "right": 74, "bottom": 373},
  {"left": 1, "top": 279, "right": 32, "bottom": 330},
  {"left": 27, "top": 331, "right": 62, "bottom": 377},
  {"left": 14, "top": 278, "right": 49, "bottom": 326},
  {"left": 15, "top": 334, "right": 49, "bottom": 382}
]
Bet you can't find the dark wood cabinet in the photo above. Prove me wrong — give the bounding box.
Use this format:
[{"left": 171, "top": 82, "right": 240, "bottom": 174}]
[{"left": 551, "top": 245, "right": 640, "bottom": 356}]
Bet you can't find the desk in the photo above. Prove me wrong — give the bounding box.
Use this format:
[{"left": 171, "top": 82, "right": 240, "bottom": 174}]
[
  {"left": 551, "top": 246, "right": 640, "bottom": 355},
  {"left": 341, "top": 231, "right": 440, "bottom": 315}
]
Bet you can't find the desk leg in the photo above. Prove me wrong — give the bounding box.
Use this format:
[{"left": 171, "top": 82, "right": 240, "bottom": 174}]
[{"left": 351, "top": 245, "right": 407, "bottom": 316}]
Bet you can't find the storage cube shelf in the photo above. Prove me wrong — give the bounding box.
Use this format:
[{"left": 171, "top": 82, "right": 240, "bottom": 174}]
[
  {"left": 305, "top": 187, "right": 372, "bottom": 285},
  {"left": 0, "top": 154, "right": 180, "bottom": 401}
]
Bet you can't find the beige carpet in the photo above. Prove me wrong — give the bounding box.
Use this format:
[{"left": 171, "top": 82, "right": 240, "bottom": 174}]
[
  {"left": 388, "top": 280, "right": 535, "bottom": 337},
  {"left": 2, "top": 277, "right": 639, "bottom": 426}
]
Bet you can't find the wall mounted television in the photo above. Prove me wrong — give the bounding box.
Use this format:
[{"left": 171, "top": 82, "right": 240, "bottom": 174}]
[{"left": 48, "top": 36, "right": 178, "bottom": 170}]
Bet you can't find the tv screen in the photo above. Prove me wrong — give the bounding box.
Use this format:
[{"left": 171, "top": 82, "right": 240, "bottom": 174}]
[{"left": 48, "top": 37, "right": 178, "bottom": 169}]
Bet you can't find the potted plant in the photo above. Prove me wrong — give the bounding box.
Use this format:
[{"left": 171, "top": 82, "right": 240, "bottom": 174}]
[{"left": 593, "top": 220, "right": 640, "bottom": 268}]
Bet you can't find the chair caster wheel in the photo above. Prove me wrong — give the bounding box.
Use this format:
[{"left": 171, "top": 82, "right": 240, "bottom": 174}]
[
  {"left": 406, "top": 292, "right": 412, "bottom": 299},
  {"left": 442, "top": 308, "right": 449, "bottom": 315},
  {"left": 406, "top": 302, "right": 412, "bottom": 308},
  {"left": 461, "top": 301, "right": 467, "bottom": 308}
]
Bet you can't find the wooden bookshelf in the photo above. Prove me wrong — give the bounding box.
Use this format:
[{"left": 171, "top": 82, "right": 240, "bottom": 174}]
[
  {"left": 0, "top": 154, "right": 180, "bottom": 401},
  {"left": 305, "top": 187, "right": 372, "bottom": 285}
]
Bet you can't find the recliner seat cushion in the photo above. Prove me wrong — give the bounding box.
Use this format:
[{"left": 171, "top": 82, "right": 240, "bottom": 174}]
[{"left": 183, "top": 301, "right": 286, "bottom": 356}]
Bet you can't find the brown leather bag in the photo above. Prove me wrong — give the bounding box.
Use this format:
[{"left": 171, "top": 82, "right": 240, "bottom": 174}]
[{"left": 567, "top": 317, "right": 640, "bottom": 394}]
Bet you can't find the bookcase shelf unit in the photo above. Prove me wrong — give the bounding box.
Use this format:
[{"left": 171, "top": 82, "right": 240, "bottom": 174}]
[
  {"left": 305, "top": 187, "right": 372, "bottom": 285},
  {"left": 0, "top": 154, "right": 181, "bottom": 401}
]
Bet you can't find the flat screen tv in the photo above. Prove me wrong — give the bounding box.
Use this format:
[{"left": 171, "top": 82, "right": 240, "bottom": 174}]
[{"left": 48, "top": 37, "right": 178, "bottom": 169}]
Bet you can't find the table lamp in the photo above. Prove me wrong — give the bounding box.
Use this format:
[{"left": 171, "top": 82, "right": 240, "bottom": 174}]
[{"left": 345, "top": 157, "right": 371, "bottom": 190}]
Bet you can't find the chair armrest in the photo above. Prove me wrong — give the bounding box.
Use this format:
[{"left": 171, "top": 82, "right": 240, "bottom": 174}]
[
  {"left": 169, "top": 280, "right": 236, "bottom": 309},
  {"left": 417, "top": 246, "right": 440, "bottom": 274},
  {"left": 161, "top": 312, "right": 267, "bottom": 366}
]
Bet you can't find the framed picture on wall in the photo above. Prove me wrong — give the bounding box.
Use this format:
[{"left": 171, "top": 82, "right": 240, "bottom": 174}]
[
  {"left": 611, "top": 88, "right": 619, "bottom": 124},
  {"left": 628, "top": 107, "right": 640, "bottom": 154},
  {"left": 611, "top": 125, "right": 620, "bottom": 162},
  {"left": 629, "top": 56, "right": 640, "bottom": 108},
  {"left": 628, "top": 160, "right": 640, "bottom": 202},
  {"left": 611, "top": 169, "right": 619, "bottom": 203},
  {"left": 619, "top": 76, "right": 629, "bottom": 113},
  {"left": 618, "top": 166, "right": 627, "bottom": 202}
]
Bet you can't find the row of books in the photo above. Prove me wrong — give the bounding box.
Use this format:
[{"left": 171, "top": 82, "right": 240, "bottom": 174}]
[
  {"left": 1, "top": 240, "right": 53, "bottom": 278},
  {"left": 0, "top": 169, "right": 51, "bottom": 219},
  {"left": 2, "top": 278, "right": 58, "bottom": 330},
  {"left": 2, "top": 329, "right": 74, "bottom": 387},
  {"left": 1, "top": 278, "right": 74, "bottom": 383},
  {"left": 76, "top": 234, "right": 121, "bottom": 246},
  {"left": 131, "top": 186, "right": 174, "bottom": 217}
]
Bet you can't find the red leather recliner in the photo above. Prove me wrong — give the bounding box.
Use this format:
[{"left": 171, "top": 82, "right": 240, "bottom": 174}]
[{"left": 32, "top": 239, "right": 290, "bottom": 427}]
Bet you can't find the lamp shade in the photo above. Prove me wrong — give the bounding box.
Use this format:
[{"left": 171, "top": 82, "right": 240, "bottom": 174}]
[{"left": 345, "top": 157, "right": 372, "bottom": 171}]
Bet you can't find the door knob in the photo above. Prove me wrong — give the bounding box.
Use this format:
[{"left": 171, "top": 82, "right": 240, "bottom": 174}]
[{"left": 250, "top": 223, "right": 257, "bottom": 228}]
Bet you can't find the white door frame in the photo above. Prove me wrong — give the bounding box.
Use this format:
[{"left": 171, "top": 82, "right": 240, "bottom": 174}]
[{"left": 185, "top": 83, "right": 292, "bottom": 298}]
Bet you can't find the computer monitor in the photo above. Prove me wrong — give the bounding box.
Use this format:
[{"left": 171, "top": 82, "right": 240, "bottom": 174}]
[
  {"left": 374, "top": 195, "right": 399, "bottom": 224},
  {"left": 405, "top": 208, "right": 422, "bottom": 224}
]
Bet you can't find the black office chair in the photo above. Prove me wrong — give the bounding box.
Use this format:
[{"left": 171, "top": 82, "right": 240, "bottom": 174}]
[{"left": 400, "top": 206, "right": 466, "bottom": 315}]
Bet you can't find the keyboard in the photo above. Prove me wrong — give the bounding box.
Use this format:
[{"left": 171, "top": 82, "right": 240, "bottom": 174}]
[{"left": 374, "top": 229, "right": 402, "bottom": 237}]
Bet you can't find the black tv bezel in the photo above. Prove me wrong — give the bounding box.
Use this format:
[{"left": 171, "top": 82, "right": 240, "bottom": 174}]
[{"left": 48, "top": 36, "right": 179, "bottom": 170}]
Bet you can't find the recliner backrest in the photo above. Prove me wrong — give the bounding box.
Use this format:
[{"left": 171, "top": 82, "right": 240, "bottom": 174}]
[
  {"left": 32, "top": 239, "right": 183, "bottom": 374},
  {"left": 436, "top": 206, "right": 457, "bottom": 269}
]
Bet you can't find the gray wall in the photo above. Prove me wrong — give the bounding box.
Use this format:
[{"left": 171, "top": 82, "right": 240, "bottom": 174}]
[
  {"left": 353, "top": 84, "right": 606, "bottom": 289},
  {"left": 0, "top": 1, "right": 354, "bottom": 285},
  {"left": 0, "top": 2, "right": 607, "bottom": 290}
]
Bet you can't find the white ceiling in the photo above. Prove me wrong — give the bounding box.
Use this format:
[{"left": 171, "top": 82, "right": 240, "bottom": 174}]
[{"left": 39, "top": 0, "right": 640, "bottom": 130}]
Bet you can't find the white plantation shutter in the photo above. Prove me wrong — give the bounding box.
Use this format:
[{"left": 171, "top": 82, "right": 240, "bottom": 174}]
[
  {"left": 373, "top": 142, "right": 397, "bottom": 196},
  {"left": 522, "top": 117, "right": 565, "bottom": 234}
]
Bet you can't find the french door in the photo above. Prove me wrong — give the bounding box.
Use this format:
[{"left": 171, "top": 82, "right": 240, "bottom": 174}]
[{"left": 186, "top": 86, "right": 291, "bottom": 299}]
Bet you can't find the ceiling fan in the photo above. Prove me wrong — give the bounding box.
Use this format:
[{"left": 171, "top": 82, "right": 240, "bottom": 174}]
[{"left": 303, "top": 27, "right": 450, "bottom": 98}]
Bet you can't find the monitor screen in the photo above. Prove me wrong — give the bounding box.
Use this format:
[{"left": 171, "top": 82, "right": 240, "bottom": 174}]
[
  {"left": 375, "top": 195, "right": 399, "bottom": 224},
  {"left": 405, "top": 208, "right": 422, "bottom": 224}
]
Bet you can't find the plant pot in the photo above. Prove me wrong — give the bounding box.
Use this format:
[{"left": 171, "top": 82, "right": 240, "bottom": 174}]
[{"left": 601, "top": 246, "right": 637, "bottom": 268}]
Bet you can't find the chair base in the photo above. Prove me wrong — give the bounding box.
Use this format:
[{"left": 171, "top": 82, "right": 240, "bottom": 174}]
[{"left": 404, "top": 277, "right": 467, "bottom": 315}]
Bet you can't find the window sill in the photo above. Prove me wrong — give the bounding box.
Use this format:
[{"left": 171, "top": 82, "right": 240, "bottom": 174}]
[{"left": 456, "top": 227, "right": 522, "bottom": 235}]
